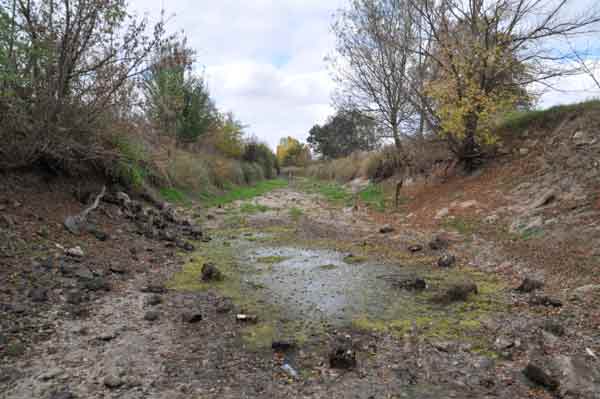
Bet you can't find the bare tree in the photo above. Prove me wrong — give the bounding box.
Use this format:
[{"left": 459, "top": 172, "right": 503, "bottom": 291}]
[
  {"left": 0, "top": 0, "right": 164, "bottom": 170},
  {"left": 330, "top": 0, "right": 418, "bottom": 150},
  {"left": 407, "top": 0, "right": 600, "bottom": 169}
]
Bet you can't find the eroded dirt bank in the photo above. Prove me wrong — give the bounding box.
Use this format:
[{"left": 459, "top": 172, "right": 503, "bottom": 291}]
[{"left": 1, "top": 174, "right": 599, "bottom": 399}]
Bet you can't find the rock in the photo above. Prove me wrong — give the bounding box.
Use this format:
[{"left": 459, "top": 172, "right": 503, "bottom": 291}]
[
  {"left": 66, "top": 246, "right": 85, "bottom": 258},
  {"left": 83, "top": 277, "right": 110, "bottom": 292},
  {"left": 90, "top": 229, "right": 109, "bottom": 241},
  {"left": 272, "top": 341, "right": 296, "bottom": 352},
  {"left": 116, "top": 192, "right": 131, "bottom": 204},
  {"left": 182, "top": 311, "right": 203, "bottom": 323},
  {"left": 144, "top": 294, "right": 162, "bottom": 307},
  {"left": 98, "top": 331, "right": 118, "bottom": 341},
  {"left": 141, "top": 283, "right": 166, "bottom": 294},
  {"left": 236, "top": 314, "right": 258, "bottom": 323},
  {"left": 435, "top": 282, "right": 478, "bottom": 304},
  {"left": 329, "top": 347, "right": 357, "bottom": 370},
  {"left": 379, "top": 224, "right": 395, "bottom": 234},
  {"left": 144, "top": 311, "right": 160, "bottom": 321},
  {"left": 438, "top": 254, "right": 456, "bottom": 268},
  {"left": 65, "top": 289, "right": 86, "bottom": 305},
  {"left": 29, "top": 287, "right": 48, "bottom": 303},
  {"left": 215, "top": 299, "right": 233, "bottom": 314},
  {"left": 201, "top": 262, "right": 223, "bottom": 282},
  {"left": 484, "top": 214, "right": 499, "bottom": 224},
  {"left": 103, "top": 375, "right": 124, "bottom": 389},
  {"left": 573, "top": 130, "right": 597, "bottom": 146},
  {"left": 523, "top": 363, "right": 559, "bottom": 391},
  {"left": 458, "top": 200, "right": 478, "bottom": 209},
  {"left": 0, "top": 214, "right": 15, "bottom": 229},
  {"left": 572, "top": 284, "right": 600, "bottom": 299},
  {"left": 407, "top": 244, "right": 423, "bottom": 253},
  {"left": 159, "top": 229, "right": 176, "bottom": 242},
  {"left": 429, "top": 235, "right": 449, "bottom": 250},
  {"left": 281, "top": 363, "right": 299, "bottom": 379},
  {"left": 109, "top": 264, "right": 126, "bottom": 274},
  {"left": 176, "top": 240, "right": 195, "bottom": 252},
  {"left": 515, "top": 277, "right": 544, "bottom": 293},
  {"left": 48, "top": 390, "right": 75, "bottom": 399},
  {"left": 531, "top": 189, "right": 556, "bottom": 209},
  {"left": 553, "top": 355, "right": 600, "bottom": 398},
  {"left": 435, "top": 208, "right": 449, "bottom": 219},
  {"left": 519, "top": 148, "right": 530, "bottom": 156},
  {"left": 189, "top": 226, "right": 203, "bottom": 239},
  {"left": 392, "top": 277, "right": 427, "bottom": 291},
  {"left": 39, "top": 368, "right": 64, "bottom": 381},
  {"left": 541, "top": 320, "right": 565, "bottom": 337},
  {"left": 529, "top": 295, "right": 563, "bottom": 307}
]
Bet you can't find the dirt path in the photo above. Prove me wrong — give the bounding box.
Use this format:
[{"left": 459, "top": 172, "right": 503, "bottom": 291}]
[{"left": 2, "top": 183, "right": 599, "bottom": 399}]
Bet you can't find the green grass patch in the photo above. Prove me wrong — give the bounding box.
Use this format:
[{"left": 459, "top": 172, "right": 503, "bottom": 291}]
[
  {"left": 359, "top": 183, "right": 386, "bottom": 211},
  {"left": 200, "top": 179, "right": 288, "bottom": 208},
  {"left": 289, "top": 206, "right": 303, "bottom": 221},
  {"left": 442, "top": 216, "right": 480, "bottom": 236},
  {"left": 298, "top": 178, "right": 353, "bottom": 206},
  {"left": 240, "top": 202, "right": 270, "bottom": 214},
  {"left": 498, "top": 99, "right": 600, "bottom": 138},
  {"left": 160, "top": 187, "right": 188, "bottom": 203}
]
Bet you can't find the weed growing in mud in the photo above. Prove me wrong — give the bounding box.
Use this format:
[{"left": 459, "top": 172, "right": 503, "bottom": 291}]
[
  {"left": 240, "top": 202, "right": 270, "bottom": 214},
  {"left": 359, "top": 183, "right": 386, "bottom": 211},
  {"left": 298, "top": 178, "right": 353, "bottom": 206},
  {"left": 160, "top": 187, "right": 188, "bottom": 204},
  {"left": 289, "top": 206, "right": 303, "bottom": 221},
  {"left": 442, "top": 216, "right": 480, "bottom": 236}
]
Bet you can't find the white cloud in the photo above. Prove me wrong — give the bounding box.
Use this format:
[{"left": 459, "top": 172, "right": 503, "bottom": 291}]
[
  {"left": 127, "top": 1, "right": 600, "bottom": 148},
  {"left": 127, "top": 0, "right": 345, "bottom": 148}
]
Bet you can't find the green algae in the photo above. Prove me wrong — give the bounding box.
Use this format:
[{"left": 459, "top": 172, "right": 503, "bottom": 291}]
[{"left": 256, "top": 255, "right": 289, "bottom": 264}]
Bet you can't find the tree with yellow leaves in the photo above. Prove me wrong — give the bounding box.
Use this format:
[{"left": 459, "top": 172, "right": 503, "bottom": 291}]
[{"left": 276, "top": 137, "right": 311, "bottom": 167}]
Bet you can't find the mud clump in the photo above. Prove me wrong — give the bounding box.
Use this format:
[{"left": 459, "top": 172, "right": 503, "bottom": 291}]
[
  {"left": 201, "top": 262, "right": 224, "bottom": 282},
  {"left": 329, "top": 347, "right": 357, "bottom": 370},
  {"left": 434, "top": 282, "right": 478, "bottom": 304},
  {"left": 516, "top": 277, "right": 544, "bottom": 293},
  {"left": 523, "top": 363, "right": 559, "bottom": 391}
]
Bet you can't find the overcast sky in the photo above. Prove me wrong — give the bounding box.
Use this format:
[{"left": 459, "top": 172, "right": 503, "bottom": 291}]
[{"left": 128, "top": 0, "right": 600, "bottom": 149}]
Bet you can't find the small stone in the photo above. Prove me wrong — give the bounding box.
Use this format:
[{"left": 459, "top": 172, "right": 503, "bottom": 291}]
[
  {"left": 66, "top": 246, "right": 85, "bottom": 258},
  {"left": 236, "top": 314, "right": 258, "bottom": 323},
  {"left": 182, "top": 312, "right": 203, "bottom": 323},
  {"left": 435, "top": 282, "right": 478, "bottom": 304},
  {"left": 272, "top": 341, "right": 296, "bottom": 352},
  {"left": 65, "top": 290, "right": 86, "bottom": 305},
  {"left": 407, "top": 244, "right": 423, "bottom": 253},
  {"left": 98, "top": 331, "right": 118, "bottom": 341},
  {"left": 103, "top": 375, "right": 124, "bottom": 389},
  {"left": 329, "top": 347, "right": 357, "bottom": 369},
  {"left": 429, "top": 235, "right": 449, "bottom": 250},
  {"left": 516, "top": 278, "right": 544, "bottom": 293},
  {"left": 83, "top": 277, "right": 110, "bottom": 292},
  {"left": 39, "top": 368, "right": 63, "bottom": 381},
  {"left": 379, "top": 224, "right": 395, "bottom": 234},
  {"left": 529, "top": 295, "right": 563, "bottom": 307},
  {"left": 144, "top": 311, "right": 160, "bottom": 321},
  {"left": 48, "top": 389, "right": 75, "bottom": 399},
  {"left": 109, "top": 264, "right": 126, "bottom": 274},
  {"left": 144, "top": 294, "right": 162, "bottom": 306},
  {"left": 519, "top": 148, "right": 529, "bottom": 156},
  {"left": 140, "top": 283, "right": 166, "bottom": 294},
  {"left": 435, "top": 208, "right": 449, "bottom": 219},
  {"left": 523, "top": 363, "right": 559, "bottom": 391},
  {"left": 393, "top": 277, "right": 427, "bottom": 291},
  {"left": 438, "top": 254, "right": 456, "bottom": 268},
  {"left": 542, "top": 320, "right": 565, "bottom": 337},
  {"left": 201, "top": 262, "right": 223, "bottom": 282},
  {"left": 29, "top": 288, "right": 48, "bottom": 303}
]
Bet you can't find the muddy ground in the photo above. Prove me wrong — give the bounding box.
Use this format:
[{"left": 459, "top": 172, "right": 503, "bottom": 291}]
[{"left": 1, "top": 174, "right": 599, "bottom": 399}]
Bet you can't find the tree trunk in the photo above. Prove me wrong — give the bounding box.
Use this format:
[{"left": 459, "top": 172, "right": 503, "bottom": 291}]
[
  {"left": 392, "top": 123, "right": 402, "bottom": 150},
  {"left": 461, "top": 112, "right": 481, "bottom": 172}
]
